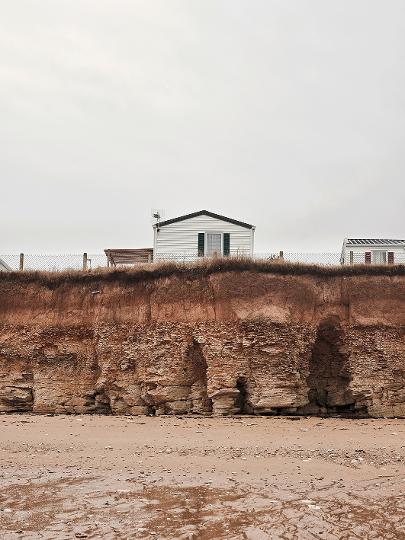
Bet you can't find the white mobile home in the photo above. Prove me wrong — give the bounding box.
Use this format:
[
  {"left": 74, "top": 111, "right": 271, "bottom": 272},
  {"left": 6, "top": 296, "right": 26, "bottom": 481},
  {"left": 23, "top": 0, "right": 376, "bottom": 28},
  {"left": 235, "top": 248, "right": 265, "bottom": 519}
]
[
  {"left": 153, "top": 210, "right": 255, "bottom": 262},
  {"left": 340, "top": 238, "right": 405, "bottom": 265}
]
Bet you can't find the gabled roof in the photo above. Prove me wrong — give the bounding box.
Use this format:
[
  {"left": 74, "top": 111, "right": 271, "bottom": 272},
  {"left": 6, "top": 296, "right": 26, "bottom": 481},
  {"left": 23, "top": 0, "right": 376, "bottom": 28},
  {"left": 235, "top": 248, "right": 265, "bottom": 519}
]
[
  {"left": 155, "top": 210, "right": 254, "bottom": 230},
  {"left": 345, "top": 239, "right": 405, "bottom": 246}
]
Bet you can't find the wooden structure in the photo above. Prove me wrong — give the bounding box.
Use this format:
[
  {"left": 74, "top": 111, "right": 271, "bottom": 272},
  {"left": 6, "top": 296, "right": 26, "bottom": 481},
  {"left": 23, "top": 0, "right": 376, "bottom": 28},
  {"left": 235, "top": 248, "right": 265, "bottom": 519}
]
[
  {"left": 104, "top": 248, "right": 153, "bottom": 267},
  {"left": 0, "top": 257, "right": 11, "bottom": 272}
]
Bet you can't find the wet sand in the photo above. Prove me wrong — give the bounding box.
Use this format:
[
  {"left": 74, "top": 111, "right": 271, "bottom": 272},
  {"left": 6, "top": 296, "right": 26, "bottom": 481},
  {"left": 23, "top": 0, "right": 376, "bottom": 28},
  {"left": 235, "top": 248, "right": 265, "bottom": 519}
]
[{"left": 0, "top": 414, "right": 404, "bottom": 539}]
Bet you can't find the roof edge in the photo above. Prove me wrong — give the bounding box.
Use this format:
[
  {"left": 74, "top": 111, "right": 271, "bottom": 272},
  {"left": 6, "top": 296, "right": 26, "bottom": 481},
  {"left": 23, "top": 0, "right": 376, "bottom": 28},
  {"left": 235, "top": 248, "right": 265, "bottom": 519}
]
[
  {"left": 154, "top": 210, "right": 254, "bottom": 229},
  {"left": 344, "top": 239, "right": 405, "bottom": 247}
]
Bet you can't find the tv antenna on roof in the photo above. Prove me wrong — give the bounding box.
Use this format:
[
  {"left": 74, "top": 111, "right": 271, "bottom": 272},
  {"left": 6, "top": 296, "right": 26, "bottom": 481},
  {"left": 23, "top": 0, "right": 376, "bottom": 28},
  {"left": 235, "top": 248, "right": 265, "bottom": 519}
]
[{"left": 151, "top": 208, "right": 165, "bottom": 227}]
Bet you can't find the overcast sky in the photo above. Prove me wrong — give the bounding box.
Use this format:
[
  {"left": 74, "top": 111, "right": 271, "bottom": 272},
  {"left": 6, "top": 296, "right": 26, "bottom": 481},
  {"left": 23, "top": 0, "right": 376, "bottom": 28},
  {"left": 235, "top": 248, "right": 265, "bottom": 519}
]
[{"left": 1, "top": 1, "right": 404, "bottom": 253}]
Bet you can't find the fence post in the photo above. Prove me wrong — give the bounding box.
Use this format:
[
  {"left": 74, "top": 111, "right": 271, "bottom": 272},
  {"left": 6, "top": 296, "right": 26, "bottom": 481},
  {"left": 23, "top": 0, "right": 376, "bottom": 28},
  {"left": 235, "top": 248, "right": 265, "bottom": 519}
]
[
  {"left": 349, "top": 251, "right": 354, "bottom": 265},
  {"left": 279, "top": 250, "right": 284, "bottom": 260},
  {"left": 19, "top": 253, "right": 24, "bottom": 271},
  {"left": 83, "top": 253, "right": 88, "bottom": 271}
]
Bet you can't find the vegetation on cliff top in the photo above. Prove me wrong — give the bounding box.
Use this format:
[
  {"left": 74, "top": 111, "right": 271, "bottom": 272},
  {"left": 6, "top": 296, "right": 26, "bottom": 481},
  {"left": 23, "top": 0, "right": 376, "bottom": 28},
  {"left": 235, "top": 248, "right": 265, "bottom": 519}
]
[{"left": 1, "top": 257, "right": 404, "bottom": 288}]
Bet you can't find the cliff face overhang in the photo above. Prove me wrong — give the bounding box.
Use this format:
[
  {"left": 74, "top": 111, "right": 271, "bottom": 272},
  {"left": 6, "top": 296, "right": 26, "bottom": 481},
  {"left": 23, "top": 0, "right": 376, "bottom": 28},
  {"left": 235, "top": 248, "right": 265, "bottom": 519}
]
[{"left": 0, "top": 266, "right": 404, "bottom": 417}]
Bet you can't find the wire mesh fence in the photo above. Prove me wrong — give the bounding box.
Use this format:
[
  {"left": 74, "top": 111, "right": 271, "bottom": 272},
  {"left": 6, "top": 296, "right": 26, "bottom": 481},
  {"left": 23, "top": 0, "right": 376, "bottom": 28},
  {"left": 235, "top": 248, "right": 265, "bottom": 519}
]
[
  {"left": 266, "top": 252, "right": 343, "bottom": 265},
  {"left": 153, "top": 252, "right": 343, "bottom": 265},
  {"left": 0, "top": 254, "right": 107, "bottom": 272},
  {"left": 1, "top": 251, "right": 403, "bottom": 272}
]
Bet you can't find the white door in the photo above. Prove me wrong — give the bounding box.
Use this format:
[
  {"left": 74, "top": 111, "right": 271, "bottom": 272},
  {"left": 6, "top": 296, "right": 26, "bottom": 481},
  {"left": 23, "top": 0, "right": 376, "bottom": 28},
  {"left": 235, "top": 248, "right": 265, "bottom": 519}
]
[{"left": 206, "top": 233, "right": 222, "bottom": 256}]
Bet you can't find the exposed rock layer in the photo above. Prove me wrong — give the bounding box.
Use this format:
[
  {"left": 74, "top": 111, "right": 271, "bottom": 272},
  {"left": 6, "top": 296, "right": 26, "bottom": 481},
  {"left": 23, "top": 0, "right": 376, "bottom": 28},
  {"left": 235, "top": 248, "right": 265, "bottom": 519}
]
[{"left": 0, "top": 270, "right": 404, "bottom": 417}]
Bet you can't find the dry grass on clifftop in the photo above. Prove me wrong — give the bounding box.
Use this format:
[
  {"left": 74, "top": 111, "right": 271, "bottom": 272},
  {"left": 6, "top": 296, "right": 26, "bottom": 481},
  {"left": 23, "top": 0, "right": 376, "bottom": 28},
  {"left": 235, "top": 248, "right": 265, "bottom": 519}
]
[{"left": 0, "top": 257, "right": 404, "bottom": 289}]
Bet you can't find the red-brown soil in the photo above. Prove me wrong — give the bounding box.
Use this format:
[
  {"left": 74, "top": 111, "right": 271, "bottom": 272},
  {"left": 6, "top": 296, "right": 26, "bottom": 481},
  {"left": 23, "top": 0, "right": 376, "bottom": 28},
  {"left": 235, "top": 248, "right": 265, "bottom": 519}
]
[{"left": 0, "top": 266, "right": 404, "bottom": 417}]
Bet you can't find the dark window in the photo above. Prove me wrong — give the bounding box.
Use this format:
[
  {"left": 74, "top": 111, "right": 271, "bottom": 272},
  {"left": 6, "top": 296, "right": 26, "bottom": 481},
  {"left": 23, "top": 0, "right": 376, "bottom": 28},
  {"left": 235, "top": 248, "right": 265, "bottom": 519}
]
[
  {"left": 198, "top": 233, "right": 205, "bottom": 257},
  {"left": 223, "top": 233, "right": 230, "bottom": 256}
]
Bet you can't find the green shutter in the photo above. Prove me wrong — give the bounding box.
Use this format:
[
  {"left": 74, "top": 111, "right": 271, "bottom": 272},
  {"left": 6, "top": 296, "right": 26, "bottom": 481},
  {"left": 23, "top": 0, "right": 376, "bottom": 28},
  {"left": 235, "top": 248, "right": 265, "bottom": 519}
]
[
  {"left": 223, "top": 233, "right": 230, "bottom": 256},
  {"left": 198, "top": 233, "right": 205, "bottom": 256}
]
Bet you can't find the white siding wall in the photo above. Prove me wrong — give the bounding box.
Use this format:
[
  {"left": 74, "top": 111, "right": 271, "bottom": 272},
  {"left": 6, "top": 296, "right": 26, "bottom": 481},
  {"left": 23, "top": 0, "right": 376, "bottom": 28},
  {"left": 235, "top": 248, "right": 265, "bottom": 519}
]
[
  {"left": 154, "top": 215, "right": 254, "bottom": 261},
  {"left": 342, "top": 245, "right": 405, "bottom": 265}
]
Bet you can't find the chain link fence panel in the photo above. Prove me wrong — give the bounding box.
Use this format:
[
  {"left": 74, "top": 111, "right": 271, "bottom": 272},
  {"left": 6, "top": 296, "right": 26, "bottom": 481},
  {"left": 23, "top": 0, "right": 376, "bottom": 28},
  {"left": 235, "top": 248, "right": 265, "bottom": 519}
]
[
  {"left": 0, "top": 254, "right": 108, "bottom": 272},
  {"left": 1, "top": 251, "right": 404, "bottom": 272}
]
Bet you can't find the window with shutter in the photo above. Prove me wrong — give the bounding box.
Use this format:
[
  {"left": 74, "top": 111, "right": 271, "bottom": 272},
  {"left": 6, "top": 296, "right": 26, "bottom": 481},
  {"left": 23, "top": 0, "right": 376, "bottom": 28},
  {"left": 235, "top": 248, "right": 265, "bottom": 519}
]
[
  {"left": 198, "top": 233, "right": 205, "bottom": 257},
  {"left": 388, "top": 251, "right": 394, "bottom": 264},
  {"left": 365, "top": 252, "right": 371, "bottom": 264},
  {"left": 223, "top": 233, "right": 230, "bottom": 256}
]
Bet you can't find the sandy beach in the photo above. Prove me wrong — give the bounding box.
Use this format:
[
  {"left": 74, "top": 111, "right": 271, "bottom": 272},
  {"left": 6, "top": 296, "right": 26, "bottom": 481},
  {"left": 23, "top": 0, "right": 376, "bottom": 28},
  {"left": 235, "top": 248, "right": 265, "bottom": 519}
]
[{"left": 0, "top": 414, "right": 404, "bottom": 539}]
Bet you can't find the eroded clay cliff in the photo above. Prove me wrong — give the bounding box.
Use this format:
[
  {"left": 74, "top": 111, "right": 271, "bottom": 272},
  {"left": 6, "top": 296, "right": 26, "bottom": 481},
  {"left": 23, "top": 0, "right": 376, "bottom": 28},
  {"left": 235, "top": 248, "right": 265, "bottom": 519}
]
[{"left": 0, "top": 266, "right": 404, "bottom": 417}]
